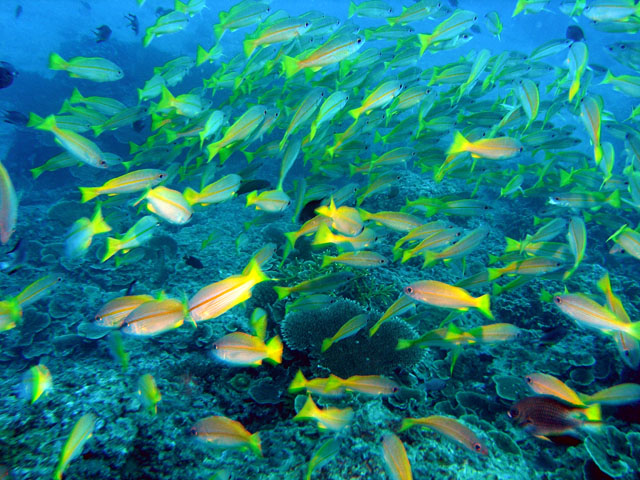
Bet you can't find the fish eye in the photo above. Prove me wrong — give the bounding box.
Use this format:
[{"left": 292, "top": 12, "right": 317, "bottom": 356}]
[
  {"left": 405, "top": 286, "right": 414, "bottom": 294},
  {"left": 525, "top": 376, "right": 532, "bottom": 384},
  {"left": 380, "top": 259, "right": 386, "bottom": 264},
  {"left": 305, "top": 22, "right": 309, "bottom": 27},
  {"left": 356, "top": 38, "right": 362, "bottom": 44},
  {"left": 519, "top": 147, "right": 523, "bottom": 152},
  {"left": 508, "top": 408, "right": 518, "bottom": 418},
  {"left": 554, "top": 197, "right": 560, "bottom": 201},
  {"left": 473, "top": 443, "right": 482, "bottom": 451},
  {"left": 392, "top": 386, "right": 399, "bottom": 393},
  {"left": 473, "top": 16, "right": 478, "bottom": 21},
  {"left": 554, "top": 296, "right": 562, "bottom": 304},
  {"left": 621, "top": 44, "right": 626, "bottom": 50}
]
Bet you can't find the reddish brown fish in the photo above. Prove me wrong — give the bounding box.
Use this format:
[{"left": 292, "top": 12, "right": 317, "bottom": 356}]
[{"left": 508, "top": 396, "right": 601, "bottom": 439}]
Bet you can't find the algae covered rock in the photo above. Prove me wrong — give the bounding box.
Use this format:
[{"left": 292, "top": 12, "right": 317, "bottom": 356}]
[{"left": 281, "top": 297, "right": 423, "bottom": 376}]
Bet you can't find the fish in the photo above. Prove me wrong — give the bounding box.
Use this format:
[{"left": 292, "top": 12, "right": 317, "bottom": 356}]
[
  {"left": 369, "top": 295, "right": 415, "bottom": 337},
  {"left": 94, "top": 295, "right": 154, "bottom": 328},
  {"left": 250, "top": 307, "right": 267, "bottom": 340},
  {"left": 309, "top": 90, "right": 349, "bottom": 141},
  {"left": 418, "top": 10, "right": 478, "bottom": 55},
  {"left": 207, "top": 105, "right": 267, "bottom": 162},
  {"left": 274, "top": 271, "right": 354, "bottom": 300},
  {"left": 0, "top": 161, "right": 18, "bottom": 245},
  {"left": 447, "top": 131, "right": 523, "bottom": 160},
  {"left": 596, "top": 272, "right": 640, "bottom": 369},
  {"left": 404, "top": 280, "right": 493, "bottom": 320},
  {"left": 94, "top": 25, "right": 111, "bottom": 43},
  {"left": 33, "top": 115, "right": 109, "bottom": 169},
  {"left": 184, "top": 255, "right": 204, "bottom": 269},
  {"left": 399, "top": 415, "right": 488, "bottom": 455},
  {"left": 143, "top": 11, "right": 189, "bottom": 47},
  {"left": 212, "top": 332, "right": 283, "bottom": 366},
  {"left": 305, "top": 438, "right": 340, "bottom": 480},
  {"left": 64, "top": 204, "right": 111, "bottom": 258},
  {"left": 246, "top": 188, "right": 291, "bottom": 212},
  {"left": 53, "top": 413, "right": 96, "bottom": 480},
  {"left": 48, "top": 53, "right": 123, "bottom": 82},
  {"left": 382, "top": 433, "right": 412, "bottom": 480},
  {"left": 107, "top": 331, "right": 129, "bottom": 371},
  {"left": 508, "top": 396, "right": 601, "bottom": 439},
  {"left": 102, "top": 215, "right": 159, "bottom": 262},
  {"left": 608, "top": 224, "right": 640, "bottom": 261},
  {"left": 566, "top": 41, "right": 588, "bottom": 102},
  {"left": 69, "top": 88, "right": 126, "bottom": 116},
  {"left": 282, "top": 35, "right": 364, "bottom": 78},
  {"left": 15, "top": 274, "right": 63, "bottom": 307},
  {"left": 188, "top": 259, "right": 270, "bottom": 323},
  {"left": 191, "top": 415, "right": 262, "bottom": 456},
  {"left": 321, "top": 314, "right": 368, "bottom": 352},
  {"left": 325, "top": 374, "right": 399, "bottom": 396},
  {"left": 279, "top": 88, "right": 324, "bottom": 150},
  {"left": 135, "top": 186, "right": 193, "bottom": 225},
  {"left": 288, "top": 370, "right": 345, "bottom": 397},
  {"left": 18, "top": 364, "right": 52, "bottom": 404},
  {"left": 349, "top": 80, "right": 403, "bottom": 120},
  {"left": 213, "top": 1, "right": 271, "bottom": 40},
  {"left": 581, "top": 383, "right": 640, "bottom": 406},
  {"left": 0, "top": 61, "right": 17, "bottom": 89},
  {"left": 315, "top": 198, "right": 364, "bottom": 236},
  {"left": 566, "top": 25, "right": 584, "bottom": 42},
  {"left": 554, "top": 293, "right": 640, "bottom": 340},
  {"left": 321, "top": 251, "right": 388, "bottom": 269},
  {"left": 125, "top": 13, "right": 139, "bottom": 35},
  {"left": 79, "top": 170, "right": 167, "bottom": 203},
  {"left": 121, "top": 298, "right": 185, "bottom": 336},
  {"left": 244, "top": 17, "right": 311, "bottom": 57},
  {"left": 524, "top": 372, "right": 586, "bottom": 406},
  {"left": 138, "top": 373, "right": 161, "bottom": 414},
  {"left": 583, "top": 0, "right": 640, "bottom": 22},
  {"left": 293, "top": 395, "right": 354, "bottom": 431},
  {"left": 0, "top": 298, "right": 22, "bottom": 332},
  {"left": 349, "top": 1, "right": 393, "bottom": 19}
]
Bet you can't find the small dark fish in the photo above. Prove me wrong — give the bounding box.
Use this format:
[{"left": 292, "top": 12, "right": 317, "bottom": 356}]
[
  {"left": 132, "top": 119, "right": 146, "bottom": 132},
  {"left": 94, "top": 25, "right": 112, "bottom": 43},
  {"left": 448, "top": 0, "right": 458, "bottom": 6},
  {"left": 125, "top": 13, "right": 139, "bottom": 35},
  {"left": 566, "top": 25, "right": 585, "bottom": 42},
  {"left": 538, "top": 325, "right": 568, "bottom": 346},
  {"left": 0, "top": 62, "right": 18, "bottom": 89},
  {"left": 81, "top": 0, "right": 91, "bottom": 9},
  {"left": 2, "top": 110, "right": 28, "bottom": 126},
  {"left": 0, "top": 238, "right": 26, "bottom": 274},
  {"left": 156, "top": 7, "right": 173, "bottom": 17},
  {"left": 471, "top": 24, "right": 481, "bottom": 34},
  {"left": 184, "top": 255, "right": 204, "bottom": 269},
  {"left": 423, "top": 378, "right": 447, "bottom": 392},
  {"left": 299, "top": 199, "right": 323, "bottom": 223},
  {"left": 125, "top": 279, "right": 137, "bottom": 296},
  {"left": 15, "top": 5, "right": 22, "bottom": 18},
  {"left": 236, "top": 179, "right": 271, "bottom": 196}
]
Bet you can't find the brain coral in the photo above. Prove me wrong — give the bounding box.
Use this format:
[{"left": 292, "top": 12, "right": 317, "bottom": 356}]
[{"left": 281, "top": 297, "right": 423, "bottom": 377}]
